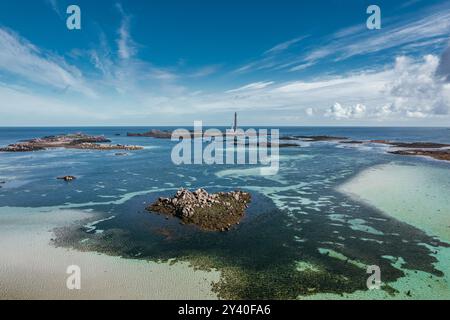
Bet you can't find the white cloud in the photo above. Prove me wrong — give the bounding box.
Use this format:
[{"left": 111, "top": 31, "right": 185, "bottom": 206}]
[
  {"left": 81, "top": 23, "right": 179, "bottom": 96},
  {"left": 331, "top": 9, "right": 450, "bottom": 62},
  {"left": 198, "top": 55, "right": 449, "bottom": 123},
  {"left": 187, "top": 65, "right": 220, "bottom": 78},
  {"left": 437, "top": 43, "right": 450, "bottom": 81},
  {"left": 0, "top": 84, "right": 106, "bottom": 125},
  {"left": 0, "top": 28, "right": 95, "bottom": 97},
  {"left": 0, "top": 16, "right": 449, "bottom": 126},
  {"left": 386, "top": 55, "right": 450, "bottom": 116},
  {"left": 264, "top": 36, "right": 307, "bottom": 55},
  {"left": 325, "top": 103, "right": 367, "bottom": 119},
  {"left": 46, "top": 0, "right": 63, "bottom": 18},
  {"left": 226, "top": 81, "right": 275, "bottom": 93},
  {"left": 233, "top": 3, "right": 450, "bottom": 74},
  {"left": 305, "top": 108, "right": 314, "bottom": 116},
  {"left": 406, "top": 111, "right": 428, "bottom": 118},
  {"left": 289, "top": 62, "right": 314, "bottom": 72},
  {"left": 116, "top": 4, "right": 137, "bottom": 60},
  {"left": 321, "top": 54, "right": 450, "bottom": 120}
]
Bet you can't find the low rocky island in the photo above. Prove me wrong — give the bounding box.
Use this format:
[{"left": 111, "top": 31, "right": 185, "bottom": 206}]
[
  {"left": 147, "top": 188, "right": 251, "bottom": 232},
  {"left": 369, "top": 140, "right": 450, "bottom": 162},
  {"left": 234, "top": 140, "right": 299, "bottom": 148},
  {"left": 280, "top": 135, "right": 450, "bottom": 163},
  {"left": 0, "top": 133, "right": 143, "bottom": 152},
  {"left": 129, "top": 129, "right": 300, "bottom": 148},
  {"left": 127, "top": 129, "right": 222, "bottom": 139},
  {"left": 294, "top": 135, "right": 348, "bottom": 142},
  {"left": 127, "top": 129, "right": 174, "bottom": 139},
  {"left": 389, "top": 149, "right": 450, "bottom": 161},
  {"left": 370, "top": 140, "right": 450, "bottom": 148},
  {"left": 340, "top": 140, "right": 364, "bottom": 144}
]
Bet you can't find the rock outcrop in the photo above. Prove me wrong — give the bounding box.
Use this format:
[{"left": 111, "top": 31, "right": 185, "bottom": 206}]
[
  {"left": 66, "top": 143, "right": 142, "bottom": 151},
  {"left": 0, "top": 144, "right": 45, "bottom": 152},
  {"left": 57, "top": 176, "right": 76, "bottom": 182},
  {"left": 279, "top": 135, "right": 450, "bottom": 163},
  {"left": 286, "top": 135, "right": 348, "bottom": 142},
  {"left": 371, "top": 140, "right": 450, "bottom": 148},
  {"left": 147, "top": 188, "right": 251, "bottom": 231},
  {"left": 127, "top": 129, "right": 173, "bottom": 139},
  {"left": 234, "top": 140, "right": 299, "bottom": 148},
  {"left": 389, "top": 149, "right": 450, "bottom": 161},
  {"left": 0, "top": 133, "right": 143, "bottom": 152}
]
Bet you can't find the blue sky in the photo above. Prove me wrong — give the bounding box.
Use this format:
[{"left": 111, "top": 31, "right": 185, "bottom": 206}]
[{"left": 0, "top": 0, "right": 449, "bottom": 126}]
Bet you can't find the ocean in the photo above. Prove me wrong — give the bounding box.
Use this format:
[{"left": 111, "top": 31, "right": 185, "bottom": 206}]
[{"left": 0, "top": 126, "right": 449, "bottom": 299}]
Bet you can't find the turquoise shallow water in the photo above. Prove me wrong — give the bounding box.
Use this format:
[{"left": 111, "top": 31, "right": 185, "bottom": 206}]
[{"left": 0, "top": 127, "right": 449, "bottom": 299}]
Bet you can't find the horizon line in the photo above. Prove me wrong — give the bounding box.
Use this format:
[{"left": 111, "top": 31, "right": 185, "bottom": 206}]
[{"left": 0, "top": 125, "right": 449, "bottom": 129}]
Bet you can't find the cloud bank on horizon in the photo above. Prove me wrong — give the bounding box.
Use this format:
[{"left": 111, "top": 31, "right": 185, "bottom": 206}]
[{"left": 0, "top": 0, "right": 449, "bottom": 126}]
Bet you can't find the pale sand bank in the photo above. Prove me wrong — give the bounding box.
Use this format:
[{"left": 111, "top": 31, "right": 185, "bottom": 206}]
[
  {"left": 338, "top": 163, "right": 450, "bottom": 243},
  {"left": 0, "top": 207, "right": 220, "bottom": 300},
  {"left": 304, "top": 163, "right": 450, "bottom": 300}
]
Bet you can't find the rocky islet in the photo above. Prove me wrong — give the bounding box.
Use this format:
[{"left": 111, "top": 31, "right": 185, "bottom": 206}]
[
  {"left": 147, "top": 188, "right": 251, "bottom": 232},
  {"left": 0, "top": 133, "right": 143, "bottom": 152}
]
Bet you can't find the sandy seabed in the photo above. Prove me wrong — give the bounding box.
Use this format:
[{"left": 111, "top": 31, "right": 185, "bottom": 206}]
[
  {"left": 338, "top": 162, "right": 450, "bottom": 243},
  {"left": 304, "top": 162, "right": 450, "bottom": 300},
  {"left": 0, "top": 207, "right": 220, "bottom": 300}
]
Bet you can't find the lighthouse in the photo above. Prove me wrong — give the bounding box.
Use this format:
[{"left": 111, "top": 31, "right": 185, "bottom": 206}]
[{"left": 233, "top": 112, "right": 238, "bottom": 132}]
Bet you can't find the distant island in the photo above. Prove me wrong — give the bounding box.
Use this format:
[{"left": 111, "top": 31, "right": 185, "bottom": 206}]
[
  {"left": 127, "top": 129, "right": 174, "bottom": 139},
  {"left": 1, "top": 130, "right": 449, "bottom": 163},
  {"left": 0, "top": 133, "right": 143, "bottom": 152},
  {"left": 281, "top": 135, "right": 450, "bottom": 162}
]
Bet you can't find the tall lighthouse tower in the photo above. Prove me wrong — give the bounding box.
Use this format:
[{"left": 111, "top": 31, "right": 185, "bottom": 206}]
[{"left": 233, "top": 112, "right": 238, "bottom": 132}]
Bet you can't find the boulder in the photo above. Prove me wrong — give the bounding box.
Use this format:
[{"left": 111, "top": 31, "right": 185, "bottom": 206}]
[{"left": 57, "top": 176, "right": 76, "bottom": 182}]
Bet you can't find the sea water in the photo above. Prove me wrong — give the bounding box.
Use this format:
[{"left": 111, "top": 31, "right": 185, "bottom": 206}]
[{"left": 0, "top": 127, "right": 449, "bottom": 299}]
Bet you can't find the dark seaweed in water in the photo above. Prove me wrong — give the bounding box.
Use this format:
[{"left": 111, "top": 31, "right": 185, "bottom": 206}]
[{"left": 54, "top": 188, "right": 448, "bottom": 299}]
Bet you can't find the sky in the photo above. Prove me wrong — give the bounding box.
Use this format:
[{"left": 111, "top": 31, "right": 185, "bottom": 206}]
[{"left": 0, "top": 0, "right": 450, "bottom": 126}]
